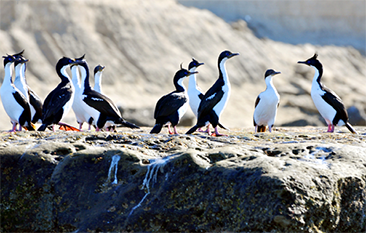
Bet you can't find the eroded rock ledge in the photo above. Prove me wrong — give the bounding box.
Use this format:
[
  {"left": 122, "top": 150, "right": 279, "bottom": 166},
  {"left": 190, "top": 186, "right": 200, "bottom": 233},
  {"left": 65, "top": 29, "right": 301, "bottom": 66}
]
[{"left": 1, "top": 127, "right": 366, "bottom": 232}]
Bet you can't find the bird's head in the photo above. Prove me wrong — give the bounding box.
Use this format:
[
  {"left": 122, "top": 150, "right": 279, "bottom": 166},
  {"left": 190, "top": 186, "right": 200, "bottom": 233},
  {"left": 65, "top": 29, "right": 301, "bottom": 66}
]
[{"left": 188, "top": 58, "right": 204, "bottom": 71}]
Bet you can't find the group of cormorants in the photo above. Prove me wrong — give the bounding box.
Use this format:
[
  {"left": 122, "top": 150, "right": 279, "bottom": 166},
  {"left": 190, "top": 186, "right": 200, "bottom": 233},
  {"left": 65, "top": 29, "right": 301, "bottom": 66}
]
[{"left": 0, "top": 50, "right": 357, "bottom": 135}]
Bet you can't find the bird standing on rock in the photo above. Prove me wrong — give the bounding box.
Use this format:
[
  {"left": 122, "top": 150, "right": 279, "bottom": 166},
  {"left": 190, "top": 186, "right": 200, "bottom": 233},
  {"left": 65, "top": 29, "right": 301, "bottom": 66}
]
[
  {"left": 0, "top": 54, "right": 34, "bottom": 131},
  {"left": 71, "top": 54, "right": 94, "bottom": 130},
  {"left": 298, "top": 53, "right": 357, "bottom": 134},
  {"left": 150, "top": 65, "right": 197, "bottom": 134},
  {"left": 12, "top": 50, "right": 43, "bottom": 124},
  {"left": 187, "top": 58, "right": 228, "bottom": 134},
  {"left": 186, "top": 50, "right": 239, "bottom": 136},
  {"left": 253, "top": 69, "right": 281, "bottom": 133},
  {"left": 74, "top": 58, "right": 139, "bottom": 131},
  {"left": 38, "top": 57, "right": 79, "bottom": 131}
]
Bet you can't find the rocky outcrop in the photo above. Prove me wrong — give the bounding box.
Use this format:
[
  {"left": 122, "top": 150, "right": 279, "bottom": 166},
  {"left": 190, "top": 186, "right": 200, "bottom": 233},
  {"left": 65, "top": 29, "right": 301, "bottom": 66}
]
[
  {"left": 0, "top": 0, "right": 365, "bottom": 130},
  {"left": 1, "top": 127, "right": 366, "bottom": 232}
]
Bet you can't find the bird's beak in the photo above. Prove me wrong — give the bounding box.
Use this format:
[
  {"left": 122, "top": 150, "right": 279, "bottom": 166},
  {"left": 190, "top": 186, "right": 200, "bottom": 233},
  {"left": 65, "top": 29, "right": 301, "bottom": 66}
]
[
  {"left": 229, "top": 52, "right": 239, "bottom": 58},
  {"left": 189, "top": 71, "right": 198, "bottom": 75},
  {"left": 274, "top": 71, "right": 281, "bottom": 75},
  {"left": 198, "top": 62, "right": 204, "bottom": 66},
  {"left": 297, "top": 61, "right": 306, "bottom": 64}
]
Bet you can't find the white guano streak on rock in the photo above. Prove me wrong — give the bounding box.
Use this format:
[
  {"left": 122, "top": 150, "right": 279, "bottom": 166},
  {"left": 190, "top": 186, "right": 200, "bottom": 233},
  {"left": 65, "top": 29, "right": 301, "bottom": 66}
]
[
  {"left": 128, "top": 155, "right": 171, "bottom": 217},
  {"left": 107, "top": 155, "right": 120, "bottom": 184}
]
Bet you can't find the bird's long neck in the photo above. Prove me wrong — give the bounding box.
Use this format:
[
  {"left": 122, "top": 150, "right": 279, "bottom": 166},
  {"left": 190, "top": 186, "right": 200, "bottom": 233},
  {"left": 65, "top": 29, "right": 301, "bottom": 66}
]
[
  {"left": 57, "top": 66, "right": 72, "bottom": 83},
  {"left": 94, "top": 71, "right": 103, "bottom": 93},
  {"left": 21, "top": 62, "right": 27, "bottom": 84},
  {"left": 218, "top": 58, "right": 229, "bottom": 83},
  {"left": 188, "top": 67, "right": 198, "bottom": 91},
  {"left": 80, "top": 65, "right": 91, "bottom": 91},
  {"left": 71, "top": 66, "right": 81, "bottom": 89},
  {"left": 175, "top": 78, "right": 186, "bottom": 92},
  {"left": 265, "top": 76, "right": 276, "bottom": 91},
  {"left": 14, "top": 64, "right": 22, "bottom": 82},
  {"left": 311, "top": 65, "right": 323, "bottom": 88},
  {"left": 3, "top": 63, "right": 13, "bottom": 85}
]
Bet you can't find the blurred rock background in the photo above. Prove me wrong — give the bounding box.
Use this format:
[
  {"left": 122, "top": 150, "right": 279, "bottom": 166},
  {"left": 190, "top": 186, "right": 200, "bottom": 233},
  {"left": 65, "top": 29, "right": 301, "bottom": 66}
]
[{"left": 0, "top": 0, "right": 365, "bottom": 130}]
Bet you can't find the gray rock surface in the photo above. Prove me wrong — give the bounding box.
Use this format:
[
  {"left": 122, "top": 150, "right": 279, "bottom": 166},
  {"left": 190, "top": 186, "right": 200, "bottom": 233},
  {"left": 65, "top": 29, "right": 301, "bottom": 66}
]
[
  {"left": 1, "top": 127, "right": 366, "bottom": 232},
  {"left": 0, "top": 0, "right": 365, "bottom": 131}
]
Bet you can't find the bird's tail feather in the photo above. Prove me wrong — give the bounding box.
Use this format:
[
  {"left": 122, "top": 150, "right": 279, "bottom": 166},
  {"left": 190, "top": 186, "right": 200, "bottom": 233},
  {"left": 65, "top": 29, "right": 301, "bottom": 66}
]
[
  {"left": 121, "top": 120, "right": 140, "bottom": 129},
  {"left": 186, "top": 125, "right": 199, "bottom": 134},
  {"left": 38, "top": 124, "right": 48, "bottom": 131},
  {"left": 345, "top": 122, "right": 358, "bottom": 134},
  {"left": 218, "top": 122, "right": 229, "bottom": 130},
  {"left": 150, "top": 124, "right": 163, "bottom": 134}
]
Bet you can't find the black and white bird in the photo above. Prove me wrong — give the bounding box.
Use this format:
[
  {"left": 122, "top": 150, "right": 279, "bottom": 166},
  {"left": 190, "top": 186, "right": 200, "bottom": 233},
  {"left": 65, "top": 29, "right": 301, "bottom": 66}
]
[
  {"left": 186, "top": 50, "right": 239, "bottom": 136},
  {"left": 253, "top": 69, "right": 281, "bottom": 132},
  {"left": 298, "top": 53, "right": 357, "bottom": 134},
  {"left": 93, "top": 65, "right": 105, "bottom": 94},
  {"left": 150, "top": 66, "right": 197, "bottom": 134},
  {"left": 187, "top": 58, "right": 205, "bottom": 117},
  {"left": 38, "top": 57, "right": 79, "bottom": 131},
  {"left": 75, "top": 58, "right": 139, "bottom": 131},
  {"left": 12, "top": 51, "right": 43, "bottom": 124},
  {"left": 0, "top": 54, "right": 34, "bottom": 131},
  {"left": 187, "top": 58, "right": 228, "bottom": 134},
  {"left": 71, "top": 54, "right": 94, "bottom": 130}
]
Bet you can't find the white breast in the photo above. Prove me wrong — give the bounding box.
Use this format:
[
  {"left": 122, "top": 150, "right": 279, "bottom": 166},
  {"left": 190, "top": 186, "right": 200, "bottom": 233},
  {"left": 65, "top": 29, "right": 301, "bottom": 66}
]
[
  {"left": 213, "top": 82, "right": 231, "bottom": 118},
  {"left": 177, "top": 100, "right": 189, "bottom": 121},
  {"left": 254, "top": 89, "right": 279, "bottom": 126},
  {"left": 311, "top": 82, "right": 336, "bottom": 125},
  {"left": 0, "top": 85, "right": 26, "bottom": 124}
]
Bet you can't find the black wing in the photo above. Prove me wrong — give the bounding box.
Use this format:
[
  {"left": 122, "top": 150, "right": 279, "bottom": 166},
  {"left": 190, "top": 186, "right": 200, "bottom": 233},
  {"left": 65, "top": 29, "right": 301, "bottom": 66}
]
[
  {"left": 198, "top": 79, "right": 224, "bottom": 118},
  {"left": 12, "top": 89, "right": 31, "bottom": 113},
  {"left": 42, "top": 83, "right": 73, "bottom": 120},
  {"left": 254, "top": 95, "right": 261, "bottom": 108},
  {"left": 154, "top": 91, "right": 187, "bottom": 119},
  {"left": 82, "top": 89, "right": 121, "bottom": 119},
  {"left": 28, "top": 88, "right": 43, "bottom": 121},
  {"left": 321, "top": 86, "right": 348, "bottom": 120}
]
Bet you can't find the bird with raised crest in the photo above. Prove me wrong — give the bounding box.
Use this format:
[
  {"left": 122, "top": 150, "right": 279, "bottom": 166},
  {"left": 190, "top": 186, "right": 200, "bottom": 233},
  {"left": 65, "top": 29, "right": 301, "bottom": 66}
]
[
  {"left": 0, "top": 54, "right": 34, "bottom": 131},
  {"left": 74, "top": 57, "right": 139, "bottom": 131},
  {"left": 298, "top": 53, "right": 357, "bottom": 134}
]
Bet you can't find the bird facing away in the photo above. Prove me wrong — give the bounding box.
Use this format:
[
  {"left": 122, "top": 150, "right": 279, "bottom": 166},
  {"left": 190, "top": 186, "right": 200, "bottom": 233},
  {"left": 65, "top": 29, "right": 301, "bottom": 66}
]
[
  {"left": 150, "top": 66, "right": 197, "bottom": 134},
  {"left": 0, "top": 54, "right": 34, "bottom": 131},
  {"left": 74, "top": 58, "right": 139, "bottom": 131},
  {"left": 298, "top": 53, "right": 357, "bottom": 134},
  {"left": 186, "top": 50, "right": 239, "bottom": 136},
  {"left": 253, "top": 69, "right": 281, "bottom": 132},
  {"left": 38, "top": 57, "right": 79, "bottom": 131},
  {"left": 12, "top": 50, "right": 43, "bottom": 124}
]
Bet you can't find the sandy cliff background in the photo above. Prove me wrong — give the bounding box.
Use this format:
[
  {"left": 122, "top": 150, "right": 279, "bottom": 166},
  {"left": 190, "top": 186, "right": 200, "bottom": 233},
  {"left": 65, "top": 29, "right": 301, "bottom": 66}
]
[{"left": 0, "top": 0, "right": 365, "bottom": 130}]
